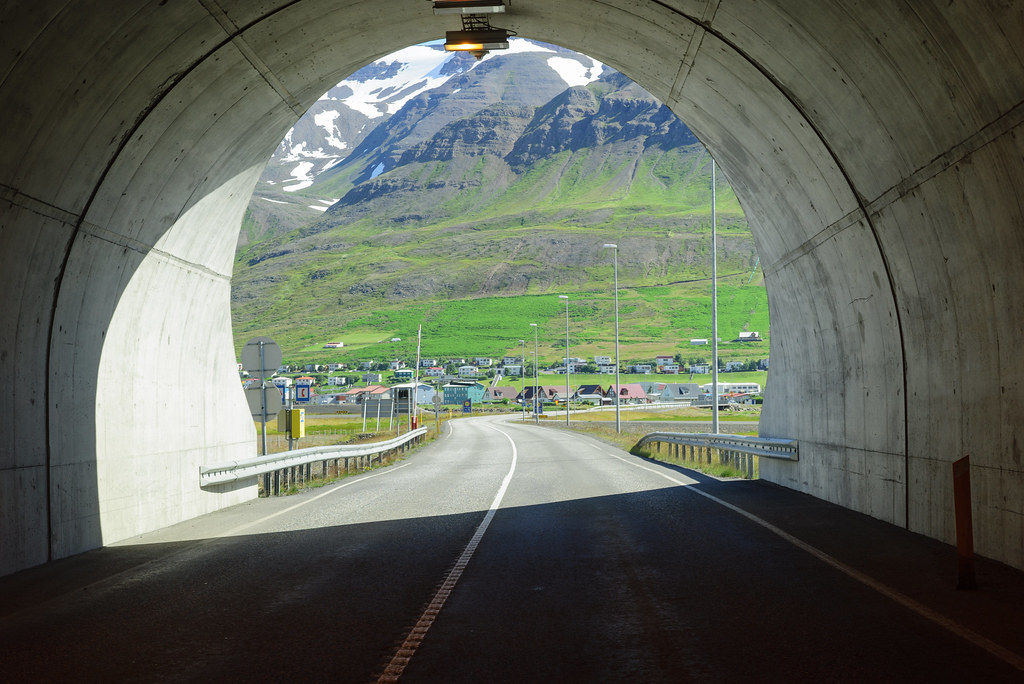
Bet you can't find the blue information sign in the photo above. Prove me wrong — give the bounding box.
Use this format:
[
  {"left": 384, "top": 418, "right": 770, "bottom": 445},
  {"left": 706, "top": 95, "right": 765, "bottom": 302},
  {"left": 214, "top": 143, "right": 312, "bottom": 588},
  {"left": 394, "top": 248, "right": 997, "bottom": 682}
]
[{"left": 462, "top": 399, "right": 472, "bottom": 413}]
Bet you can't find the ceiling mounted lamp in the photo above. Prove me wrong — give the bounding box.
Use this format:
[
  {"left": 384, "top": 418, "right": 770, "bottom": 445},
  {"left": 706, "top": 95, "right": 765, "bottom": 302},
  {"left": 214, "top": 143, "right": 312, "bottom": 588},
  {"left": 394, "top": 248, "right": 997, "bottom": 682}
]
[
  {"left": 433, "top": 1, "right": 506, "bottom": 14},
  {"left": 444, "top": 29, "right": 510, "bottom": 57},
  {"left": 434, "top": 1, "right": 513, "bottom": 60}
]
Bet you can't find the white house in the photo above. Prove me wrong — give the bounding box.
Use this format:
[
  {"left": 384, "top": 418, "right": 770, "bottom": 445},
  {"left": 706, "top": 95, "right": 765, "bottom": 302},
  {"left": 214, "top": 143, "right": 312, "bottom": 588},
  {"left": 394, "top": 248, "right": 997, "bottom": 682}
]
[
  {"left": 420, "top": 358, "right": 437, "bottom": 368},
  {"left": 598, "top": 363, "right": 617, "bottom": 374},
  {"left": 424, "top": 366, "right": 445, "bottom": 377},
  {"left": 327, "top": 376, "right": 347, "bottom": 386},
  {"left": 459, "top": 365, "right": 479, "bottom": 378},
  {"left": 655, "top": 355, "right": 674, "bottom": 367},
  {"left": 738, "top": 331, "right": 762, "bottom": 341},
  {"left": 503, "top": 364, "right": 523, "bottom": 376},
  {"left": 594, "top": 355, "right": 612, "bottom": 365},
  {"left": 701, "top": 382, "right": 762, "bottom": 395},
  {"left": 474, "top": 357, "right": 493, "bottom": 367},
  {"left": 502, "top": 356, "right": 519, "bottom": 365},
  {"left": 690, "top": 338, "right": 708, "bottom": 345},
  {"left": 389, "top": 359, "right": 406, "bottom": 370},
  {"left": 631, "top": 364, "right": 653, "bottom": 374},
  {"left": 660, "top": 363, "right": 680, "bottom": 373},
  {"left": 725, "top": 361, "right": 745, "bottom": 371},
  {"left": 327, "top": 363, "right": 346, "bottom": 371},
  {"left": 689, "top": 364, "right": 710, "bottom": 374}
]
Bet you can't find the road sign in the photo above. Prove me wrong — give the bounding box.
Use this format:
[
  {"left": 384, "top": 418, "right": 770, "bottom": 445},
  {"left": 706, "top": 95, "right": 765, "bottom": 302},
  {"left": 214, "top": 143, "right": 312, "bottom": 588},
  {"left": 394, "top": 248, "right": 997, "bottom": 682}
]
[
  {"left": 241, "top": 337, "right": 282, "bottom": 378},
  {"left": 462, "top": 399, "right": 472, "bottom": 413},
  {"left": 245, "top": 382, "right": 282, "bottom": 418},
  {"left": 296, "top": 385, "right": 311, "bottom": 403},
  {"left": 432, "top": 394, "right": 442, "bottom": 406}
]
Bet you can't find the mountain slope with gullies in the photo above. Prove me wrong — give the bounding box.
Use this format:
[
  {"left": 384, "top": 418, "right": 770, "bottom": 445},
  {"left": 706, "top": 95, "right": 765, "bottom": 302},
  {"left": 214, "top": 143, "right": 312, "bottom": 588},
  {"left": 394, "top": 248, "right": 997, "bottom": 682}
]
[{"left": 231, "top": 40, "right": 766, "bottom": 364}]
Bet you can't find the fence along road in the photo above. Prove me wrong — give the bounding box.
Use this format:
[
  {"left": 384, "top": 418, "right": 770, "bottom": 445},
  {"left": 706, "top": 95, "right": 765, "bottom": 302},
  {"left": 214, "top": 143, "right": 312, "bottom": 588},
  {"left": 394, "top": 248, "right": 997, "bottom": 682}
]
[{"left": 0, "top": 416, "right": 1022, "bottom": 682}]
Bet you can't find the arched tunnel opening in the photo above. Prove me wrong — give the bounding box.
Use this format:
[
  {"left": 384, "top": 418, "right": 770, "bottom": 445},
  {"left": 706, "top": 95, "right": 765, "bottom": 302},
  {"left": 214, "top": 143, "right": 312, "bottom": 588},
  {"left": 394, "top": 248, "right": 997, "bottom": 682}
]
[
  {"left": 233, "top": 37, "right": 769, "bottom": 440},
  {"left": 2, "top": 1, "right": 1023, "bottom": 578}
]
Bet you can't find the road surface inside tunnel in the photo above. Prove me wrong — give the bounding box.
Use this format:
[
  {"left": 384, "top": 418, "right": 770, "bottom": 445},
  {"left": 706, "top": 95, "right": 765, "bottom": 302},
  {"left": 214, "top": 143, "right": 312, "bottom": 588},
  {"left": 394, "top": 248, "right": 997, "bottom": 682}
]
[{"left": 0, "top": 415, "right": 1021, "bottom": 683}]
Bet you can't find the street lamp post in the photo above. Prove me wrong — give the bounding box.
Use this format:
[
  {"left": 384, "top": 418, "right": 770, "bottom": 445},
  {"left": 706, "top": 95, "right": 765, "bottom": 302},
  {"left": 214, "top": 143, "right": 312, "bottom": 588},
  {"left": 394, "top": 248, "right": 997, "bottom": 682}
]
[
  {"left": 519, "top": 339, "right": 526, "bottom": 422},
  {"left": 530, "top": 323, "right": 539, "bottom": 423},
  {"left": 559, "top": 295, "right": 570, "bottom": 426},
  {"left": 711, "top": 156, "right": 719, "bottom": 435},
  {"left": 603, "top": 243, "right": 621, "bottom": 433}
]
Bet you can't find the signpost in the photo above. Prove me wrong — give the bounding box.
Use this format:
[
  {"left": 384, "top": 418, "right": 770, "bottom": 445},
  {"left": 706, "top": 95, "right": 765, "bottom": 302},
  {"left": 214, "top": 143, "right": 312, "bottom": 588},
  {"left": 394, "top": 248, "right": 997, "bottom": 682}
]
[
  {"left": 432, "top": 393, "right": 441, "bottom": 432},
  {"left": 463, "top": 399, "right": 472, "bottom": 415},
  {"left": 241, "top": 337, "right": 282, "bottom": 457}
]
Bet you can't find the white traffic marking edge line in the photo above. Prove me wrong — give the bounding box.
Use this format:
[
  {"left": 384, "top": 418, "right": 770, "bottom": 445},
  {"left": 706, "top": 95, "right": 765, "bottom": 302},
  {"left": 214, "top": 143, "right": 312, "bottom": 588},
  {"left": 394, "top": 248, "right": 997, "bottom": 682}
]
[
  {"left": 223, "top": 463, "right": 413, "bottom": 538},
  {"left": 607, "top": 450, "right": 1024, "bottom": 673},
  {"left": 378, "top": 424, "right": 519, "bottom": 683}
]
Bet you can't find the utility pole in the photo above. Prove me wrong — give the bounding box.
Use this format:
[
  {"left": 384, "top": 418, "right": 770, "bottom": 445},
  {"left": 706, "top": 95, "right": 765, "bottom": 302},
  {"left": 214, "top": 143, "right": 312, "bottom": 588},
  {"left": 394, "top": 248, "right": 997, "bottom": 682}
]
[{"left": 711, "top": 156, "right": 720, "bottom": 435}]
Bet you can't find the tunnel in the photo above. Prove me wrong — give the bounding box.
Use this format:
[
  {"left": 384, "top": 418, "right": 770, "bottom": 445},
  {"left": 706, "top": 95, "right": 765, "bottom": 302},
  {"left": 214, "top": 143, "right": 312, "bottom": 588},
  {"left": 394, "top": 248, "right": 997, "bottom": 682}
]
[{"left": 1, "top": 1, "right": 1023, "bottom": 577}]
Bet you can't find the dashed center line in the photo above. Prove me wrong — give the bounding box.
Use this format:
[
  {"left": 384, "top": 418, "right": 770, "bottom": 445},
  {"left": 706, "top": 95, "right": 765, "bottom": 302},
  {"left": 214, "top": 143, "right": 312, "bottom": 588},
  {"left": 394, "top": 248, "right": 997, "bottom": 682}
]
[{"left": 377, "top": 424, "right": 518, "bottom": 683}]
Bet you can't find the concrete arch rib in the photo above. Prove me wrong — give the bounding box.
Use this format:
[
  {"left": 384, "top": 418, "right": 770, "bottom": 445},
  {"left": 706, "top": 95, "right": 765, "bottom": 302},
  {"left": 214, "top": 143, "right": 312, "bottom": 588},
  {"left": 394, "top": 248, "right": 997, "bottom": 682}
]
[{"left": 1, "top": 0, "right": 1023, "bottom": 575}]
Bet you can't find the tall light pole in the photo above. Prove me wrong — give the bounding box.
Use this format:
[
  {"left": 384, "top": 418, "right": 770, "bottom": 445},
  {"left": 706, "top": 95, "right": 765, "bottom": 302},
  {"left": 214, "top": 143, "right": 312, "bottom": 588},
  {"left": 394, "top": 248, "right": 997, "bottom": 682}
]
[
  {"left": 711, "top": 156, "right": 720, "bottom": 435},
  {"left": 519, "top": 339, "right": 526, "bottom": 422},
  {"left": 603, "top": 243, "right": 621, "bottom": 433},
  {"left": 530, "top": 322, "right": 539, "bottom": 423},
  {"left": 559, "top": 295, "right": 570, "bottom": 425}
]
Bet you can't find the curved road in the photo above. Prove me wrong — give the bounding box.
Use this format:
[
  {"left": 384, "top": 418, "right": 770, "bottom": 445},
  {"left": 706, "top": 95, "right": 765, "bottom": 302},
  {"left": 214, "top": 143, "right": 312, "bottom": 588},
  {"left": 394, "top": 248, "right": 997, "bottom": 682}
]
[{"left": 0, "top": 416, "right": 1021, "bottom": 682}]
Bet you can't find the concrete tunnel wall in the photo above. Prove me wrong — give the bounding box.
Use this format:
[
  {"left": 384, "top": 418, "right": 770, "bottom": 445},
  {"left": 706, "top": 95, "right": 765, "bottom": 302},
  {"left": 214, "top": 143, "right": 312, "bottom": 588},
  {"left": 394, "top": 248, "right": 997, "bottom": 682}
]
[{"left": 1, "top": 1, "right": 1022, "bottom": 576}]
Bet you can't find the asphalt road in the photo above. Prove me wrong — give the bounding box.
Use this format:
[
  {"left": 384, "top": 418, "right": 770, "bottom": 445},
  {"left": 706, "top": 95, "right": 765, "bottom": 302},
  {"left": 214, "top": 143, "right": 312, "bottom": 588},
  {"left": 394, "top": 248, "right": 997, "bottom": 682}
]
[{"left": 1, "top": 415, "right": 1021, "bottom": 682}]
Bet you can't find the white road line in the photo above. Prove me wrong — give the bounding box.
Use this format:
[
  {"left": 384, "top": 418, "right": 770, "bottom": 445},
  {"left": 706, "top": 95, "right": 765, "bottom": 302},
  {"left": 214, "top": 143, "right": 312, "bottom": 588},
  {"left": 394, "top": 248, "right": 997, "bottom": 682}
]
[
  {"left": 607, "top": 450, "right": 1024, "bottom": 673},
  {"left": 222, "top": 463, "right": 413, "bottom": 538},
  {"left": 378, "top": 424, "right": 519, "bottom": 683}
]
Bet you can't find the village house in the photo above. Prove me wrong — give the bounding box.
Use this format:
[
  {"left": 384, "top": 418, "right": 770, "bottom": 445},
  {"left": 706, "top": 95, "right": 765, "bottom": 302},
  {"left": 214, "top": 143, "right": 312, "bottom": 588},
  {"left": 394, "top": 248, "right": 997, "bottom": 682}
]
[
  {"left": 641, "top": 382, "right": 703, "bottom": 404},
  {"left": 424, "top": 366, "right": 445, "bottom": 377},
  {"left": 605, "top": 383, "right": 650, "bottom": 404},
  {"left": 575, "top": 384, "right": 606, "bottom": 405},
  {"left": 442, "top": 381, "right": 486, "bottom": 405},
  {"left": 458, "top": 365, "right": 479, "bottom": 378},
  {"left": 485, "top": 386, "right": 518, "bottom": 402}
]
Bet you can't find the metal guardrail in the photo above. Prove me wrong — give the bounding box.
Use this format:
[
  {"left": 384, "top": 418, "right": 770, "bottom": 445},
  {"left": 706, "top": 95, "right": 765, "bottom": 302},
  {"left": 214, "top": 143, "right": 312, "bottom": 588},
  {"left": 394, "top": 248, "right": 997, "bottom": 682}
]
[
  {"left": 636, "top": 432, "right": 798, "bottom": 460},
  {"left": 200, "top": 427, "right": 429, "bottom": 488}
]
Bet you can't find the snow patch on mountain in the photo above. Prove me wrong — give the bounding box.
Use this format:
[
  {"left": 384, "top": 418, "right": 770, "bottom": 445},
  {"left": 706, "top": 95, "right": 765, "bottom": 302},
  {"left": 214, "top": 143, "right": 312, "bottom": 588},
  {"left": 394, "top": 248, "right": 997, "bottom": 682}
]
[
  {"left": 284, "top": 162, "right": 316, "bottom": 192},
  {"left": 329, "top": 44, "right": 458, "bottom": 119},
  {"left": 313, "top": 110, "right": 348, "bottom": 149},
  {"left": 548, "top": 56, "right": 605, "bottom": 87}
]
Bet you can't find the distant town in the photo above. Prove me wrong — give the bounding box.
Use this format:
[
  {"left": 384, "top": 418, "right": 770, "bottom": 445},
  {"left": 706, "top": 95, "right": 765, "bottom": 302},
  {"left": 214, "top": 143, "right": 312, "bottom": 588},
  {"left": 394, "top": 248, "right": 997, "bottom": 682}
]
[{"left": 241, "top": 333, "right": 768, "bottom": 411}]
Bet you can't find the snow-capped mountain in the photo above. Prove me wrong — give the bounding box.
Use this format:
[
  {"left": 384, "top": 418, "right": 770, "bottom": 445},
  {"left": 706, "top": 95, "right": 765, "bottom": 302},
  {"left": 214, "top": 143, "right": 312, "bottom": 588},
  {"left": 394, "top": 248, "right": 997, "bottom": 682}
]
[{"left": 261, "top": 39, "right": 605, "bottom": 194}]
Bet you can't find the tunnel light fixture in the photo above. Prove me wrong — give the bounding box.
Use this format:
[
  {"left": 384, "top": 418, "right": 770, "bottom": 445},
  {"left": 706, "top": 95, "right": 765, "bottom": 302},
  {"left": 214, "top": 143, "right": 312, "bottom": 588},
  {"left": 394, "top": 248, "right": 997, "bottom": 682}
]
[
  {"left": 437, "top": 3, "right": 513, "bottom": 60},
  {"left": 433, "top": 1, "right": 506, "bottom": 14},
  {"left": 444, "top": 29, "right": 510, "bottom": 54}
]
